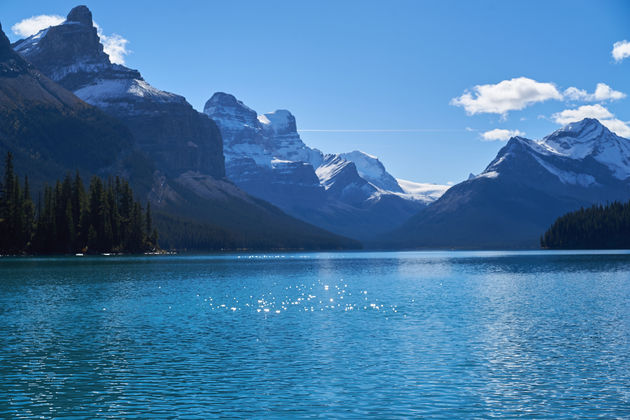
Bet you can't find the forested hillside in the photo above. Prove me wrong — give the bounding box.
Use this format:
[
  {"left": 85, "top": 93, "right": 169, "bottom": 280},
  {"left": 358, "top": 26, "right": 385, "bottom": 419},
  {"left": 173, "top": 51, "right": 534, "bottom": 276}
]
[
  {"left": 0, "top": 153, "right": 157, "bottom": 255},
  {"left": 541, "top": 201, "right": 630, "bottom": 249}
]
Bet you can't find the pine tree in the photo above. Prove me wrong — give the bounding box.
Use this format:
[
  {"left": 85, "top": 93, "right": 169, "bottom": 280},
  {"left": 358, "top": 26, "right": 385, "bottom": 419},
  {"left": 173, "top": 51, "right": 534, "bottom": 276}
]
[
  {"left": 126, "top": 202, "right": 145, "bottom": 253},
  {"left": 21, "top": 176, "right": 34, "bottom": 250},
  {"left": 0, "top": 162, "right": 157, "bottom": 254}
]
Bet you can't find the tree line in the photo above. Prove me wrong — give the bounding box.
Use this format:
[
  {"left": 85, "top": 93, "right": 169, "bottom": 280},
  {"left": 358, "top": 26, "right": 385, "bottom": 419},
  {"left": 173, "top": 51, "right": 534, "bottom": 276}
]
[
  {"left": 541, "top": 201, "right": 630, "bottom": 249},
  {"left": 0, "top": 152, "right": 158, "bottom": 255}
]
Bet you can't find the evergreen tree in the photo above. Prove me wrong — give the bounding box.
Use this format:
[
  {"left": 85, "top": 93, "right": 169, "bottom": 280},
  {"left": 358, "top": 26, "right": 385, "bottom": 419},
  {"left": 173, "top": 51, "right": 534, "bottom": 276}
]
[
  {"left": 21, "top": 176, "right": 35, "bottom": 250},
  {"left": 541, "top": 201, "right": 630, "bottom": 249},
  {"left": 0, "top": 159, "right": 158, "bottom": 255},
  {"left": 126, "top": 202, "right": 145, "bottom": 253}
]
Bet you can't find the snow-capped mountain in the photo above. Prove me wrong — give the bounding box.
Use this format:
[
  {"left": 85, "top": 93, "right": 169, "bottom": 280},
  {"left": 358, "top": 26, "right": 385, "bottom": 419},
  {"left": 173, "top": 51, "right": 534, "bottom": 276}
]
[
  {"left": 386, "top": 118, "right": 630, "bottom": 248},
  {"left": 204, "top": 92, "right": 448, "bottom": 239},
  {"left": 14, "top": 5, "right": 224, "bottom": 179},
  {"left": 0, "top": 19, "right": 136, "bottom": 187},
  {"left": 339, "top": 151, "right": 402, "bottom": 192},
  {"left": 533, "top": 118, "right": 630, "bottom": 180},
  {"left": 9, "top": 6, "right": 359, "bottom": 250}
]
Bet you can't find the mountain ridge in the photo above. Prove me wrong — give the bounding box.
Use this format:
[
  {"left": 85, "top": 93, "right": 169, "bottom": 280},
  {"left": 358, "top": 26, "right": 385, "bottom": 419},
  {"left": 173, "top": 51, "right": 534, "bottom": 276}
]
[
  {"left": 381, "top": 118, "right": 630, "bottom": 249},
  {"left": 5, "top": 8, "right": 359, "bottom": 250},
  {"left": 14, "top": 6, "right": 224, "bottom": 179},
  {"left": 204, "top": 91, "right": 449, "bottom": 239}
]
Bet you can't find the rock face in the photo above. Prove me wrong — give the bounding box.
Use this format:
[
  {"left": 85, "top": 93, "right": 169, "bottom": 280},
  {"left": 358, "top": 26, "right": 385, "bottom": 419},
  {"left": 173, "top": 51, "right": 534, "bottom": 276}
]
[
  {"left": 339, "top": 151, "right": 402, "bottom": 192},
  {"left": 0, "top": 20, "right": 136, "bottom": 187},
  {"left": 7, "top": 7, "right": 357, "bottom": 250},
  {"left": 204, "top": 92, "right": 448, "bottom": 239},
  {"left": 386, "top": 118, "right": 630, "bottom": 249},
  {"left": 14, "top": 6, "right": 225, "bottom": 179}
]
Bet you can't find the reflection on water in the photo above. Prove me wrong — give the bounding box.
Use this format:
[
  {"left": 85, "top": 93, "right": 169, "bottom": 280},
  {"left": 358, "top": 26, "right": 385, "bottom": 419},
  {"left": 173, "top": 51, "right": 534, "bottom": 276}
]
[{"left": 1, "top": 251, "right": 630, "bottom": 417}]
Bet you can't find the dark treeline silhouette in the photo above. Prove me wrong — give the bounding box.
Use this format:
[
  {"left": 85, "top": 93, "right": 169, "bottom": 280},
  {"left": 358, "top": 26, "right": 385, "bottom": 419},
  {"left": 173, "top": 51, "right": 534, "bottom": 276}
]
[
  {"left": 541, "top": 201, "right": 630, "bottom": 249},
  {"left": 0, "top": 152, "right": 158, "bottom": 255}
]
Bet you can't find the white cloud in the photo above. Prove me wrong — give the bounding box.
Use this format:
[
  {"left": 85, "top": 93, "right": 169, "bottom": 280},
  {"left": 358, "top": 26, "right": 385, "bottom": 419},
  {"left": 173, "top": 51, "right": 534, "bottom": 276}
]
[
  {"left": 612, "top": 40, "right": 630, "bottom": 63},
  {"left": 481, "top": 128, "right": 525, "bottom": 141},
  {"left": 552, "top": 104, "right": 630, "bottom": 138},
  {"left": 598, "top": 118, "right": 630, "bottom": 138},
  {"left": 82, "top": 21, "right": 130, "bottom": 65},
  {"left": 552, "top": 104, "right": 614, "bottom": 125},
  {"left": 98, "top": 31, "right": 130, "bottom": 65},
  {"left": 451, "top": 77, "right": 563, "bottom": 116},
  {"left": 11, "top": 14, "right": 64, "bottom": 37},
  {"left": 563, "top": 83, "right": 626, "bottom": 102}
]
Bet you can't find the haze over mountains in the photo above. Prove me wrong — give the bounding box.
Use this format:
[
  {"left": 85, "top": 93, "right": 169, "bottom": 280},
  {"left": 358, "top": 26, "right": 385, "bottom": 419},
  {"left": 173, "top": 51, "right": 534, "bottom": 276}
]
[{"left": 3, "top": 5, "right": 630, "bottom": 250}]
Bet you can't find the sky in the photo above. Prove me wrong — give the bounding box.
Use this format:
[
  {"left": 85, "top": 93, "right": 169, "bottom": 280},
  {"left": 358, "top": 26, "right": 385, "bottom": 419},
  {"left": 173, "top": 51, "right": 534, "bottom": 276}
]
[{"left": 2, "top": 0, "right": 629, "bottom": 184}]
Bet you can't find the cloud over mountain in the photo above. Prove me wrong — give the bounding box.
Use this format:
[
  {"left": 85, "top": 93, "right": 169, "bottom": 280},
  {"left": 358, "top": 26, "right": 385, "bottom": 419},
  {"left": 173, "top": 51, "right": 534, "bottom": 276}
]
[
  {"left": 11, "top": 13, "right": 130, "bottom": 65},
  {"left": 481, "top": 128, "right": 525, "bottom": 141},
  {"left": 11, "top": 14, "right": 64, "bottom": 37}
]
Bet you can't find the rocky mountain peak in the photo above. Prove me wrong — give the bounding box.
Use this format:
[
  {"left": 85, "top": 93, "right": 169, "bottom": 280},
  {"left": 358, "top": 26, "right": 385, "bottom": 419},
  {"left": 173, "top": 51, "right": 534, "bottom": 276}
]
[
  {"left": 0, "top": 23, "right": 10, "bottom": 53},
  {"left": 544, "top": 118, "right": 609, "bottom": 145},
  {"left": 0, "top": 23, "right": 29, "bottom": 75},
  {"left": 13, "top": 5, "right": 108, "bottom": 85},
  {"left": 540, "top": 118, "right": 624, "bottom": 159},
  {"left": 538, "top": 118, "right": 630, "bottom": 179},
  {"left": 339, "top": 151, "right": 403, "bottom": 192},
  {"left": 66, "top": 5, "right": 93, "bottom": 26},
  {"left": 259, "top": 110, "right": 297, "bottom": 135},
  {"left": 204, "top": 92, "right": 258, "bottom": 126},
  {"left": 13, "top": 6, "right": 144, "bottom": 91}
]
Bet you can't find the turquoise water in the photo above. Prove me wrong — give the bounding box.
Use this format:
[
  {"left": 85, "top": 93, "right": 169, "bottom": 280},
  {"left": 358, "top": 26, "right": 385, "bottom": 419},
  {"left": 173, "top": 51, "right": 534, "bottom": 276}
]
[{"left": 1, "top": 251, "right": 630, "bottom": 418}]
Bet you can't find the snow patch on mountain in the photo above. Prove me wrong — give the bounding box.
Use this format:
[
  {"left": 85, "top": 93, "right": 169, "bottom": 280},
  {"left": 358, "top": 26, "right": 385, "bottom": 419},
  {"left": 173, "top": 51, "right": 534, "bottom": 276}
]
[
  {"left": 12, "top": 28, "right": 50, "bottom": 54},
  {"left": 473, "top": 119, "right": 630, "bottom": 186},
  {"left": 74, "top": 78, "right": 185, "bottom": 107},
  {"left": 205, "top": 93, "right": 260, "bottom": 130},
  {"left": 477, "top": 171, "right": 500, "bottom": 179},
  {"left": 259, "top": 110, "right": 295, "bottom": 134},
  {"left": 316, "top": 155, "right": 354, "bottom": 189},
  {"left": 395, "top": 179, "right": 451, "bottom": 203},
  {"left": 206, "top": 92, "right": 449, "bottom": 206},
  {"left": 204, "top": 92, "right": 324, "bottom": 169},
  {"left": 13, "top": 8, "right": 185, "bottom": 111},
  {"left": 340, "top": 151, "right": 403, "bottom": 192},
  {"left": 536, "top": 118, "right": 630, "bottom": 179},
  {"left": 532, "top": 154, "right": 597, "bottom": 187}
]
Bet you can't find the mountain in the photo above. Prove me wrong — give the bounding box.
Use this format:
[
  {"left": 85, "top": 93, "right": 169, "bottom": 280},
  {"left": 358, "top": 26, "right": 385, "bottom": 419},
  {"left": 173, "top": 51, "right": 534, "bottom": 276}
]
[
  {"left": 384, "top": 118, "right": 630, "bottom": 249},
  {"left": 204, "top": 92, "right": 449, "bottom": 239},
  {"left": 7, "top": 7, "right": 358, "bottom": 250},
  {"left": 0, "top": 20, "right": 138, "bottom": 188},
  {"left": 13, "top": 5, "right": 224, "bottom": 179}
]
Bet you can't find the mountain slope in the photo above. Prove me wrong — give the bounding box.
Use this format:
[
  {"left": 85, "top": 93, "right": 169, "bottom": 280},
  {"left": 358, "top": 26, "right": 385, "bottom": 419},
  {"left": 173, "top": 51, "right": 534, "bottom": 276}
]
[
  {"left": 383, "top": 118, "right": 630, "bottom": 249},
  {"left": 204, "top": 92, "right": 448, "bottom": 239},
  {"left": 14, "top": 5, "right": 224, "bottom": 179},
  {"left": 0, "top": 20, "right": 138, "bottom": 188},
  {"left": 7, "top": 9, "right": 358, "bottom": 250}
]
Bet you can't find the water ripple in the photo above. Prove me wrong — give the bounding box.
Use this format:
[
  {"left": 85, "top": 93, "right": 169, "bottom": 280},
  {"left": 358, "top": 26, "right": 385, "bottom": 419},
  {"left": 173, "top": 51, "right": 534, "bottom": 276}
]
[{"left": 1, "top": 251, "right": 630, "bottom": 417}]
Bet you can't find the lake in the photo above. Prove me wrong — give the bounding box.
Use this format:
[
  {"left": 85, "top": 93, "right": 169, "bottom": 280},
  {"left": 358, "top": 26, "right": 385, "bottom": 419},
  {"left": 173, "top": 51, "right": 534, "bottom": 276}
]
[{"left": 1, "top": 251, "right": 629, "bottom": 418}]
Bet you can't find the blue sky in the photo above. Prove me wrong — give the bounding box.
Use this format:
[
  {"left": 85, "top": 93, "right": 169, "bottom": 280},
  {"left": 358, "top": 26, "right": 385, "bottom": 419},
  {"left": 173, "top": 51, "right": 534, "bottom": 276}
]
[{"left": 2, "top": 0, "right": 629, "bottom": 184}]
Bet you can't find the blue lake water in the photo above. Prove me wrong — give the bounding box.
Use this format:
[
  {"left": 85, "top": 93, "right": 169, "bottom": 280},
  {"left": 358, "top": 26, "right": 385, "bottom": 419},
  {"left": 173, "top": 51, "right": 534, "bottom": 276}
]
[{"left": 1, "top": 251, "right": 630, "bottom": 418}]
